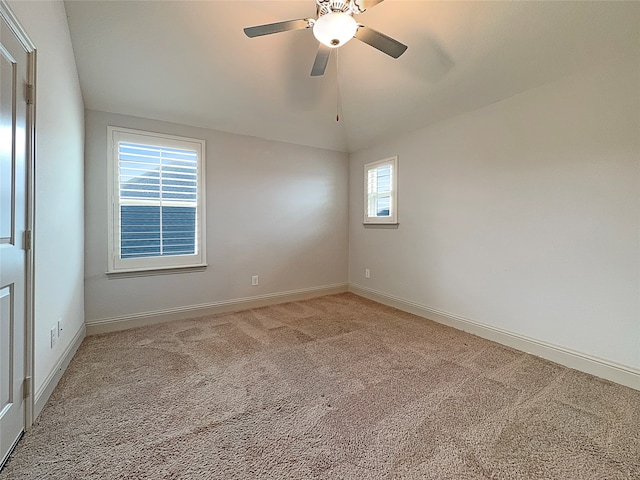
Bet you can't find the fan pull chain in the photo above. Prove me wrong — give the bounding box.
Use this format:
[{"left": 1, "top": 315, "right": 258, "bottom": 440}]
[{"left": 336, "top": 49, "right": 342, "bottom": 122}]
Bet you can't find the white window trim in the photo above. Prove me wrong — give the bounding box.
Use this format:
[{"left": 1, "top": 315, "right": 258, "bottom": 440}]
[
  {"left": 106, "top": 126, "right": 207, "bottom": 274},
  {"left": 364, "top": 156, "right": 398, "bottom": 224}
]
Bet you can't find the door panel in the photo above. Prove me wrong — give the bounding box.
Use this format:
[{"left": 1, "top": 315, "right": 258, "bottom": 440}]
[
  {"left": 0, "top": 45, "right": 14, "bottom": 241},
  {"left": 0, "top": 9, "right": 28, "bottom": 468},
  {"left": 0, "top": 285, "right": 19, "bottom": 450},
  {"left": 0, "top": 286, "right": 13, "bottom": 412}
]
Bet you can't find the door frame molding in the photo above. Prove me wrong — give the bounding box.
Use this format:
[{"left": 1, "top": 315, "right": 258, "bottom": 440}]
[{"left": 0, "top": 0, "right": 36, "bottom": 429}]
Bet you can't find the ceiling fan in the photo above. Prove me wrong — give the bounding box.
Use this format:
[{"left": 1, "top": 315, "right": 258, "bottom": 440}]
[{"left": 243, "top": 0, "right": 407, "bottom": 76}]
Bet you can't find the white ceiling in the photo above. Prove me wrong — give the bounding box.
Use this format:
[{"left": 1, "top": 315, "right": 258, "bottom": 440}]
[{"left": 63, "top": 0, "right": 639, "bottom": 153}]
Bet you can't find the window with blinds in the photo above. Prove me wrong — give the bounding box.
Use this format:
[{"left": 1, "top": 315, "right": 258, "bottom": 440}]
[
  {"left": 364, "top": 156, "right": 398, "bottom": 224},
  {"left": 107, "top": 127, "right": 206, "bottom": 273}
]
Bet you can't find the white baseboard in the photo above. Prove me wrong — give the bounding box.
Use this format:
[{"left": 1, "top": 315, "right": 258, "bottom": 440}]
[
  {"left": 34, "top": 323, "right": 86, "bottom": 420},
  {"left": 349, "top": 284, "right": 640, "bottom": 391},
  {"left": 86, "top": 283, "right": 349, "bottom": 336}
]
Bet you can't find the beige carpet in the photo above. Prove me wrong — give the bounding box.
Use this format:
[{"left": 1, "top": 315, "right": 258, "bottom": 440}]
[{"left": 2, "top": 293, "right": 639, "bottom": 479}]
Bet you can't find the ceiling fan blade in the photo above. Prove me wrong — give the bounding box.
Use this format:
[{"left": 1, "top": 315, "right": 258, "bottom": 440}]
[
  {"left": 354, "top": 25, "right": 407, "bottom": 58},
  {"left": 243, "top": 19, "right": 311, "bottom": 38},
  {"left": 310, "top": 44, "right": 331, "bottom": 76},
  {"left": 353, "top": 0, "right": 386, "bottom": 13}
]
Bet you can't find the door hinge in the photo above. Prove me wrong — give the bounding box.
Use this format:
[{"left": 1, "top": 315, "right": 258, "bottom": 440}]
[
  {"left": 23, "top": 230, "right": 32, "bottom": 251},
  {"left": 23, "top": 376, "right": 32, "bottom": 399},
  {"left": 26, "top": 84, "right": 34, "bottom": 105}
]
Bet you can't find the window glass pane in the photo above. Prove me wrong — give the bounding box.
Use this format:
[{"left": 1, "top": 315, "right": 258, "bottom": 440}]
[
  {"left": 120, "top": 205, "right": 197, "bottom": 258},
  {"left": 367, "top": 163, "right": 393, "bottom": 217},
  {"left": 377, "top": 195, "right": 390, "bottom": 216},
  {"left": 120, "top": 205, "right": 161, "bottom": 258},
  {"left": 162, "top": 206, "right": 196, "bottom": 255}
]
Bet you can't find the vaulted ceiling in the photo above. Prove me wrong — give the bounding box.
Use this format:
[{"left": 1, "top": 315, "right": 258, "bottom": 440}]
[{"left": 63, "top": 0, "right": 639, "bottom": 153}]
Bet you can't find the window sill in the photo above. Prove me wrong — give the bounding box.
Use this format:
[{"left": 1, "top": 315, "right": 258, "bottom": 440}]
[
  {"left": 363, "top": 223, "right": 399, "bottom": 229},
  {"left": 106, "top": 264, "right": 207, "bottom": 279}
]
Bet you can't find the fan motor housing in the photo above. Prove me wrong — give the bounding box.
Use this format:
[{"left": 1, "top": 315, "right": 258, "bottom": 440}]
[{"left": 316, "top": 0, "right": 354, "bottom": 17}]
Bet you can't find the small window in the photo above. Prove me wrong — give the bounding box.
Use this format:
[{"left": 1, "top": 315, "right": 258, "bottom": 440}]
[
  {"left": 107, "top": 127, "right": 206, "bottom": 273},
  {"left": 364, "top": 156, "right": 398, "bottom": 224}
]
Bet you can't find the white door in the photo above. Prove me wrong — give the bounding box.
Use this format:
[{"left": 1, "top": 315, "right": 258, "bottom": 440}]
[{"left": 0, "top": 6, "right": 30, "bottom": 469}]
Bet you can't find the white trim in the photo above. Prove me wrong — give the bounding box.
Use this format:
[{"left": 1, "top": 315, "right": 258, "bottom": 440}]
[
  {"left": 85, "top": 283, "right": 349, "bottom": 335},
  {"left": 34, "top": 323, "right": 85, "bottom": 420},
  {"left": 106, "top": 264, "right": 207, "bottom": 278},
  {"left": 106, "top": 126, "right": 206, "bottom": 273},
  {"left": 349, "top": 283, "right": 640, "bottom": 391},
  {"left": 0, "top": 1, "right": 36, "bottom": 51}
]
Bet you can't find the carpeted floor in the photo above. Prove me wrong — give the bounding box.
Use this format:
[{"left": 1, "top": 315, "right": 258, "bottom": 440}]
[{"left": 1, "top": 293, "right": 639, "bottom": 479}]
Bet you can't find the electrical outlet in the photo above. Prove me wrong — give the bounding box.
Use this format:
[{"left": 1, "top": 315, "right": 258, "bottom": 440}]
[
  {"left": 252, "top": 275, "right": 259, "bottom": 286},
  {"left": 57, "top": 318, "right": 63, "bottom": 337},
  {"left": 50, "top": 327, "right": 57, "bottom": 348},
  {"left": 365, "top": 269, "right": 370, "bottom": 279}
]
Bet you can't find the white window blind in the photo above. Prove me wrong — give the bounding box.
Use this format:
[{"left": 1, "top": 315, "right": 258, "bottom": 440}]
[
  {"left": 364, "top": 156, "right": 398, "bottom": 224},
  {"left": 107, "top": 127, "right": 206, "bottom": 273}
]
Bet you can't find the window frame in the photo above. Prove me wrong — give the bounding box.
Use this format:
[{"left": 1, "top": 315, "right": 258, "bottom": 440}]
[
  {"left": 363, "top": 156, "right": 398, "bottom": 224},
  {"left": 106, "top": 126, "right": 207, "bottom": 274}
]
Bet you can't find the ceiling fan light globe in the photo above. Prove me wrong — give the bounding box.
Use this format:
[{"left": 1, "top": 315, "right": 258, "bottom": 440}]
[{"left": 312, "top": 12, "right": 358, "bottom": 48}]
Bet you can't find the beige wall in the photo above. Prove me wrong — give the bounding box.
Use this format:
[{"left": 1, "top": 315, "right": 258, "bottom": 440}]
[
  {"left": 349, "top": 60, "right": 640, "bottom": 371},
  {"left": 8, "top": 0, "right": 86, "bottom": 396},
  {"left": 84, "top": 110, "right": 349, "bottom": 324}
]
